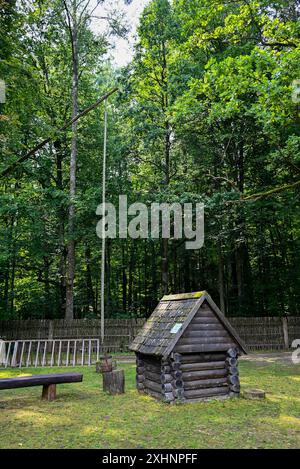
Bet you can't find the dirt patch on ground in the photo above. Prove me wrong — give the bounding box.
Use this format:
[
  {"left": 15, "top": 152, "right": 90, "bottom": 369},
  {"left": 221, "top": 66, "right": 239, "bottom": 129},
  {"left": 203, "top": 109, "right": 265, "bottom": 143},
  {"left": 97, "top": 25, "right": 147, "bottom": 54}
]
[
  {"left": 117, "top": 352, "right": 296, "bottom": 366},
  {"left": 117, "top": 351, "right": 297, "bottom": 367},
  {"left": 240, "top": 351, "right": 294, "bottom": 366}
]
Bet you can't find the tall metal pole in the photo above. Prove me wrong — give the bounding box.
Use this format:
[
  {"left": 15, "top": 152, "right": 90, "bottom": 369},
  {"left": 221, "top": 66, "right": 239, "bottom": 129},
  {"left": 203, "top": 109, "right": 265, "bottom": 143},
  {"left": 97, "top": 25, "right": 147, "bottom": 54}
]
[{"left": 101, "top": 99, "right": 108, "bottom": 344}]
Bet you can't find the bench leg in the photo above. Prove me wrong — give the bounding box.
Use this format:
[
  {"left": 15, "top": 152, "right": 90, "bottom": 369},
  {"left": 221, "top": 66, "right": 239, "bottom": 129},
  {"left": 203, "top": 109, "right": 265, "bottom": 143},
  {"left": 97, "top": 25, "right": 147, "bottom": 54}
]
[{"left": 42, "top": 384, "right": 56, "bottom": 401}]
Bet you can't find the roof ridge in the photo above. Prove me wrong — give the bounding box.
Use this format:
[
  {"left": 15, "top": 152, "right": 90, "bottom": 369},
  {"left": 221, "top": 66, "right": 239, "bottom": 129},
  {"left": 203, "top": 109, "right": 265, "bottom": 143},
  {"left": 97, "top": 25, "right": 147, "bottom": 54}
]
[{"left": 162, "top": 291, "right": 206, "bottom": 301}]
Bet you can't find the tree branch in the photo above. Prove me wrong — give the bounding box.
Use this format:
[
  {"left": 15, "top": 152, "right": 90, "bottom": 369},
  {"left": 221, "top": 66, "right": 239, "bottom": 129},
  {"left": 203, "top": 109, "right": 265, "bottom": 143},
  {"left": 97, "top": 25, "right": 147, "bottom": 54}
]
[
  {"left": 0, "top": 87, "right": 119, "bottom": 178},
  {"left": 206, "top": 172, "right": 238, "bottom": 190},
  {"left": 242, "top": 179, "right": 300, "bottom": 201},
  {"left": 261, "top": 41, "right": 297, "bottom": 49}
]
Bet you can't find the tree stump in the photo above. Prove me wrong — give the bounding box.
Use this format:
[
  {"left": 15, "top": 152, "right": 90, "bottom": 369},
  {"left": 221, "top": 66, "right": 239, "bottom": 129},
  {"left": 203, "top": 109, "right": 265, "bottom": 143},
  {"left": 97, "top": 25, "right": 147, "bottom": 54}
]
[
  {"left": 103, "top": 369, "right": 125, "bottom": 395},
  {"left": 243, "top": 388, "right": 266, "bottom": 400},
  {"left": 42, "top": 384, "right": 56, "bottom": 401}
]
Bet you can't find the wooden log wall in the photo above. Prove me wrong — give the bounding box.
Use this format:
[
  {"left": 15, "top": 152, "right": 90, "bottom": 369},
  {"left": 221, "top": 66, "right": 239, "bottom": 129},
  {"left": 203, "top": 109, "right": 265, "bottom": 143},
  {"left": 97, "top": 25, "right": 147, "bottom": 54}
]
[
  {"left": 173, "top": 304, "right": 236, "bottom": 354},
  {"left": 136, "top": 354, "right": 146, "bottom": 393},
  {"left": 136, "top": 350, "right": 242, "bottom": 403},
  {"left": 226, "top": 348, "right": 240, "bottom": 396},
  {"left": 135, "top": 354, "right": 175, "bottom": 403},
  {"left": 136, "top": 354, "right": 170, "bottom": 401},
  {"left": 173, "top": 352, "right": 230, "bottom": 402},
  {"left": 170, "top": 353, "right": 184, "bottom": 401}
]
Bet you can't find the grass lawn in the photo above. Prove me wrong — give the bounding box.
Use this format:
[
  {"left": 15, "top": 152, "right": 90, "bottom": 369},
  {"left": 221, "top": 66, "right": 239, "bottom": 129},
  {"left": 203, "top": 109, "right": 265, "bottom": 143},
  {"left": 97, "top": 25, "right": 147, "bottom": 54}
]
[{"left": 1, "top": 360, "right": 300, "bottom": 449}]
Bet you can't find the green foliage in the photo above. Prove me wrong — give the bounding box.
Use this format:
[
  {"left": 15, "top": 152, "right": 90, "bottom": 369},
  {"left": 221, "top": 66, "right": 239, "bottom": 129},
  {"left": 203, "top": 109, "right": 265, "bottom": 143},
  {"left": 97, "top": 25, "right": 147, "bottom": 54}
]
[{"left": 0, "top": 0, "right": 299, "bottom": 319}]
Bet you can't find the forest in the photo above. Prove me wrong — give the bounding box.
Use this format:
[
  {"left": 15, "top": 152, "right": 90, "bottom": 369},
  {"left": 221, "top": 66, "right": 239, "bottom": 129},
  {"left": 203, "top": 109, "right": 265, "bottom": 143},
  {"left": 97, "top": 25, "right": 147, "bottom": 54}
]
[{"left": 0, "top": 0, "right": 299, "bottom": 321}]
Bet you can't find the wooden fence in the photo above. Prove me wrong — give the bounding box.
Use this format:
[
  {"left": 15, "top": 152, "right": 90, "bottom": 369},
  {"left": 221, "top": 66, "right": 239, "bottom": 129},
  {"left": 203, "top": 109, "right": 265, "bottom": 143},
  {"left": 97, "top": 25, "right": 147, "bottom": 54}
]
[
  {"left": 1, "top": 316, "right": 300, "bottom": 353},
  {"left": 0, "top": 319, "right": 145, "bottom": 353},
  {"left": 229, "top": 317, "right": 293, "bottom": 351}
]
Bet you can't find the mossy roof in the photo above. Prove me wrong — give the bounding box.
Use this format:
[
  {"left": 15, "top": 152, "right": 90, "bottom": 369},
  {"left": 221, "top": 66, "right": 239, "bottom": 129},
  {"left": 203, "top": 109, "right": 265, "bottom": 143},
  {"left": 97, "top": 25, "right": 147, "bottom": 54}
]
[{"left": 129, "top": 291, "right": 247, "bottom": 357}]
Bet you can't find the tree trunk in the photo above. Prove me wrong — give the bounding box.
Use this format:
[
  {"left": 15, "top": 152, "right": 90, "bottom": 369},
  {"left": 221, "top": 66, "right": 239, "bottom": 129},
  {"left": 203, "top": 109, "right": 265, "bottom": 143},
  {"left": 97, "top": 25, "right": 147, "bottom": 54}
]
[
  {"left": 128, "top": 243, "right": 134, "bottom": 312},
  {"left": 4, "top": 263, "right": 9, "bottom": 313},
  {"left": 151, "top": 242, "right": 157, "bottom": 311},
  {"left": 160, "top": 36, "right": 171, "bottom": 295},
  {"left": 184, "top": 251, "right": 191, "bottom": 293},
  {"left": 106, "top": 238, "right": 111, "bottom": 315},
  {"left": 161, "top": 118, "right": 171, "bottom": 294},
  {"left": 85, "top": 244, "right": 95, "bottom": 314},
  {"left": 218, "top": 243, "right": 226, "bottom": 314},
  {"left": 162, "top": 238, "right": 168, "bottom": 294},
  {"left": 65, "top": 1, "right": 79, "bottom": 320},
  {"left": 4, "top": 216, "right": 14, "bottom": 314},
  {"left": 122, "top": 242, "right": 127, "bottom": 315},
  {"left": 9, "top": 217, "right": 17, "bottom": 316},
  {"left": 234, "top": 142, "right": 246, "bottom": 313},
  {"left": 43, "top": 256, "right": 50, "bottom": 318},
  {"left": 55, "top": 140, "right": 67, "bottom": 317},
  {"left": 235, "top": 247, "right": 243, "bottom": 300}
]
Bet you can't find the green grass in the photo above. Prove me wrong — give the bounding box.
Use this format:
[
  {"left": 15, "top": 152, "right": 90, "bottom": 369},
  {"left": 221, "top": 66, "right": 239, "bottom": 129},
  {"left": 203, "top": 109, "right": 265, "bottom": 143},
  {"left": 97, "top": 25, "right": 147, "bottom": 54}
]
[{"left": 1, "top": 361, "right": 300, "bottom": 449}]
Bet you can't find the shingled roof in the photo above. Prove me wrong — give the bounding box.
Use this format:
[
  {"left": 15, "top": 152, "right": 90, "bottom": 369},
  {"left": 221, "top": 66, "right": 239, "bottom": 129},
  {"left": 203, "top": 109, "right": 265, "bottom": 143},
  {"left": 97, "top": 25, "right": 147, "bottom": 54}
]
[{"left": 130, "top": 291, "right": 247, "bottom": 357}]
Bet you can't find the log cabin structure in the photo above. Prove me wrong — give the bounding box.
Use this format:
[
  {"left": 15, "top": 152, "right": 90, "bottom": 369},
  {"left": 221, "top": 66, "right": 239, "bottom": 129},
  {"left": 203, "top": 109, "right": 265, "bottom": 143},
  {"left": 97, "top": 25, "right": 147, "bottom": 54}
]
[{"left": 130, "top": 291, "right": 247, "bottom": 403}]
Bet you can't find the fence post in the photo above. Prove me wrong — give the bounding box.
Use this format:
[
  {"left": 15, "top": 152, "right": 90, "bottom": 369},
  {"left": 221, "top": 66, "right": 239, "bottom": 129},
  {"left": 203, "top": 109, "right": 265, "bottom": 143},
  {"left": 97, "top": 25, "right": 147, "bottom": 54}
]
[
  {"left": 0, "top": 339, "right": 5, "bottom": 365},
  {"left": 47, "top": 321, "right": 54, "bottom": 356},
  {"left": 11, "top": 341, "right": 19, "bottom": 367},
  {"left": 282, "top": 317, "right": 289, "bottom": 349},
  {"left": 48, "top": 321, "right": 54, "bottom": 341}
]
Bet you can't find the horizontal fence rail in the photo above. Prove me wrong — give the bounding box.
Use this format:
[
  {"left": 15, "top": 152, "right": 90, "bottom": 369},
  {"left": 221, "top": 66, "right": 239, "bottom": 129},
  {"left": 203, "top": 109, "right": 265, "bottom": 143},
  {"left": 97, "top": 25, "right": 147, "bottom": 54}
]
[
  {"left": 0, "top": 339, "right": 100, "bottom": 368},
  {"left": 0, "top": 317, "right": 300, "bottom": 359}
]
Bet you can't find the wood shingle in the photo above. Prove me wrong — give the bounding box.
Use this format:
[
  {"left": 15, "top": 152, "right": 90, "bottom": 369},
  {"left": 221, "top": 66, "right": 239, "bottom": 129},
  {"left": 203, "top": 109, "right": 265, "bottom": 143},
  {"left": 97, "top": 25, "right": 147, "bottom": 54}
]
[{"left": 130, "top": 291, "right": 247, "bottom": 357}]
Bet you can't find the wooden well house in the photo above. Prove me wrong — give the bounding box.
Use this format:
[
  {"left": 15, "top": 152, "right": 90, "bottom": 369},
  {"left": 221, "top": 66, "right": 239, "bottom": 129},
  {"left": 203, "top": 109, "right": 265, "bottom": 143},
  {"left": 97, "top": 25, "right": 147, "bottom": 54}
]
[{"left": 130, "top": 291, "right": 247, "bottom": 403}]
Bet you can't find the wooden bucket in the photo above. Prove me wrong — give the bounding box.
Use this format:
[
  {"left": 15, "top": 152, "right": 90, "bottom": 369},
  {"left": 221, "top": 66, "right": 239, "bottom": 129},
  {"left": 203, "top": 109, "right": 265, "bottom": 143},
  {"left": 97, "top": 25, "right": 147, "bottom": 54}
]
[{"left": 96, "top": 355, "right": 117, "bottom": 373}]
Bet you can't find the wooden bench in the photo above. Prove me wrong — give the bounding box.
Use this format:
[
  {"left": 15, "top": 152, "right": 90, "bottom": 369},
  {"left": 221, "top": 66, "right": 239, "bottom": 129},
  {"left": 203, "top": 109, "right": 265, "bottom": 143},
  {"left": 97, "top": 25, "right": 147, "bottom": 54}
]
[{"left": 0, "top": 372, "right": 83, "bottom": 401}]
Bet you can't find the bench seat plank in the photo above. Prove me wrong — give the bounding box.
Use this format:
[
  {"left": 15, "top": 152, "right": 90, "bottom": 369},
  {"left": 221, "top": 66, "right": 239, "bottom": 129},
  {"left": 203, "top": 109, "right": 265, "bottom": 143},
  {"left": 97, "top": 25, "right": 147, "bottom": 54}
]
[{"left": 0, "top": 372, "right": 83, "bottom": 390}]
